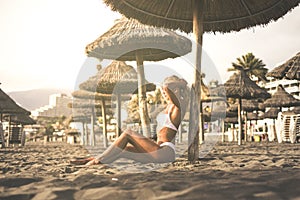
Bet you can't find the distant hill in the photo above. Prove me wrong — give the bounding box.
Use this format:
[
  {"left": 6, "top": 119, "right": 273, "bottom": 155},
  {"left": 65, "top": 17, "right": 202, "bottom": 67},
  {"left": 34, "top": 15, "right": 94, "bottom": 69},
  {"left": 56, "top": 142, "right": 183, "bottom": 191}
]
[{"left": 8, "top": 88, "right": 72, "bottom": 111}]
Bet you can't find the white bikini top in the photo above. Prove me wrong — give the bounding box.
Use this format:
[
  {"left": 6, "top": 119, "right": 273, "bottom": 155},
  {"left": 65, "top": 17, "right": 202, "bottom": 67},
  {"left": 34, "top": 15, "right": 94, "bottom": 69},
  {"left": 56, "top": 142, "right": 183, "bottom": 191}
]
[{"left": 162, "top": 105, "right": 178, "bottom": 132}]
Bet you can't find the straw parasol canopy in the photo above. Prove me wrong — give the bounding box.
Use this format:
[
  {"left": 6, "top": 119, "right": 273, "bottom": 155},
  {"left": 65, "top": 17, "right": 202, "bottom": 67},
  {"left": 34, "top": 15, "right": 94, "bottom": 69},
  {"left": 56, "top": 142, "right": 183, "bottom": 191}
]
[
  {"left": 103, "top": 0, "right": 300, "bottom": 33},
  {"left": 263, "top": 84, "right": 300, "bottom": 108},
  {"left": 3, "top": 114, "right": 36, "bottom": 125},
  {"left": 72, "top": 90, "right": 116, "bottom": 101},
  {"left": 80, "top": 61, "right": 155, "bottom": 94},
  {"left": 221, "top": 70, "right": 271, "bottom": 100},
  {"left": 86, "top": 17, "right": 192, "bottom": 61},
  {"left": 229, "top": 99, "right": 265, "bottom": 112},
  {"left": 263, "top": 107, "right": 280, "bottom": 119},
  {"left": 247, "top": 112, "right": 260, "bottom": 121},
  {"left": 212, "top": 70, "right": 270, "bottom": 145},
  {"left": 0, "top": 88, "right": 30, "bottom": 115},
  {"left": 267, "top": 52, "right": 300, "bottom": 80}
]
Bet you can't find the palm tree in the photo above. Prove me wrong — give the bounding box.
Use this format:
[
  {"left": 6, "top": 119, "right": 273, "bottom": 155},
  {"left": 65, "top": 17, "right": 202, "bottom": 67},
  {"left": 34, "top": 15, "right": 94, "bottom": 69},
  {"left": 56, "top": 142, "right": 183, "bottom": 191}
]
[{"left": 228, "top": 53, "right": 268, "bottom": 81}]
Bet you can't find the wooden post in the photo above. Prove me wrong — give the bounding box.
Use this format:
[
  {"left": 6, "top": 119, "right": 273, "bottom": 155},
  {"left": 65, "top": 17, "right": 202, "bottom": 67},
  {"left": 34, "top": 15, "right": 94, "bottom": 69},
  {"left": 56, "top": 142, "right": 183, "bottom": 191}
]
[
  {"left": 188, "top": 0, "right": 204, "bottom": 162},
  {"left": 238, "top": 97, "right": 242, "bottom": 145},
  {"left": 91, "top": 107, "right": 95, "bottom": 146},
  {"left": 81, "top": 122, "right": 85, "bottom": 145},
  {"left": 136, "top": 50, "right": 151, "bottom": 137},
  {"left": 178, "top": 124, "right": 183, "bottom": 143},
  {"left": 21, "top": 126, "right": 25, "bottom": 146},
  {"left": 116, "top": 94, "right": 122, "bottom": 137},
  {"left": 0, "top": 122, "right": 5, "bottom": 148},
  {"left": 221, "top": 119, "right": 225, "bottom": 142},
  {"left": 101, "top": 99, "right": 108, "bottom": 148},
  {"left": 85, "top": 122, "right": 89, "bottom": 145},
  {"left": 188, "top": 86, "right": 199, "bottom": 161},
  {"left": 244, "top": 112, "right": 247, "bottom": 142},
  {"left": 7, "top": 115, "right": 11, "bottom": 147}
]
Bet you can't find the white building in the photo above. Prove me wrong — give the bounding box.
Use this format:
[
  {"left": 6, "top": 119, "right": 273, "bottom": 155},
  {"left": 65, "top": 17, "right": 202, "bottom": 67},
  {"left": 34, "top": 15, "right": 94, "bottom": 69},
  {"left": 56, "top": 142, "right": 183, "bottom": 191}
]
[
  {"left": 31, "top": 93, "right": 72, "bottom": 118},
  {"left": 265, "top": 77, "right": 300, "bottom": 99}
]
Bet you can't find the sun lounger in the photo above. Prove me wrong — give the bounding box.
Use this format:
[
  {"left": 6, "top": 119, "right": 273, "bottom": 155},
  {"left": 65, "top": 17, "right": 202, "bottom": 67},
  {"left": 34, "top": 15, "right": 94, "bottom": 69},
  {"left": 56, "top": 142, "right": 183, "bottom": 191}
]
[
  {"left": 0, "top": 123, "right": 5, "bottom": 148},
  {"left": 8, "top": 126, "right": 25, "bottom": 146},
  {"left": 276, "top": 112, "right": 299, "bottom": 143}
]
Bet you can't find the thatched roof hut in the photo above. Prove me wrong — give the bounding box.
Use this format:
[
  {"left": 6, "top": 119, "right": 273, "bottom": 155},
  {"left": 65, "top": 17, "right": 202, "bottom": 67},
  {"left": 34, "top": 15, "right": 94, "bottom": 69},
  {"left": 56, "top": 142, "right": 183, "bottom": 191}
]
[
  {"left": 103, "top": 0, "right": 300, "bottom": 34},
  {"left": 267, "top": 52, "right": 300, "bottom": 80}
]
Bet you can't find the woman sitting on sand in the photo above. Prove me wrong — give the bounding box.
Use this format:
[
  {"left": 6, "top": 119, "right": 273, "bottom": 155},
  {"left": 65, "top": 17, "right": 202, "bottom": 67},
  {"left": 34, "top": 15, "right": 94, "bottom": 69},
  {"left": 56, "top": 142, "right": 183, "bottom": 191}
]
[{"left": 71, "top": 75, "right": 189, "bottom": 165}]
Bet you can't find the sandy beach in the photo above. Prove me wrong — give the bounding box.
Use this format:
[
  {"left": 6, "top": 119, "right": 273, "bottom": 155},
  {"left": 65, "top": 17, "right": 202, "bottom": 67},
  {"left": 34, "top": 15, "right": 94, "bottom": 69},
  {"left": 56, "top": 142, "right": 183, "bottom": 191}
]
[{"left": 0, "top": 141, "right": 299, "bottom": 200}]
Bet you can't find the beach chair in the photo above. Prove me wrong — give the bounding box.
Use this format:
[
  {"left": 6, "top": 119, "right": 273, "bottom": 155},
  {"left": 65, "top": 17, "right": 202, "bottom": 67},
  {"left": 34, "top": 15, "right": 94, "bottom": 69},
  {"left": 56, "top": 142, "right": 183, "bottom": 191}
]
[
  {"left": 282, "top": 115, "right": 291, "bottom": 142},
  {"left": 289, "top": 114, "right": 300, "bottom": 143},
  {"left": 277, "top": 113, "right": 299, "bottom": 143},
  {"left": 295, "top": 115, "right": 300, "bottom": 142},
  {"left": 0, "top": 123, "right": 5, "bottom": 148},
  {"left": 8, "top": 126, "right": 25, "bottom": 146}
]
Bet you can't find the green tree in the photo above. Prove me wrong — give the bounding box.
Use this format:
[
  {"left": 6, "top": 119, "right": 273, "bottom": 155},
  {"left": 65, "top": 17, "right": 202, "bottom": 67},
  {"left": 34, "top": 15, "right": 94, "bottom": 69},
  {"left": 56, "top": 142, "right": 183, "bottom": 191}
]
[{"left": 228, "top": 53, "right": 268, "bottom": 81}]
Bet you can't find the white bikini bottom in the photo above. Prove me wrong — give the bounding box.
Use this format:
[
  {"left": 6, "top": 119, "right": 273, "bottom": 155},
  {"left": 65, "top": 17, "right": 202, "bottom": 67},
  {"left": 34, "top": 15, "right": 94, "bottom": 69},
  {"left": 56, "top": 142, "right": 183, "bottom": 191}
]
[{"left": 159, "top": 142, "right": 176, "bottom": 153}]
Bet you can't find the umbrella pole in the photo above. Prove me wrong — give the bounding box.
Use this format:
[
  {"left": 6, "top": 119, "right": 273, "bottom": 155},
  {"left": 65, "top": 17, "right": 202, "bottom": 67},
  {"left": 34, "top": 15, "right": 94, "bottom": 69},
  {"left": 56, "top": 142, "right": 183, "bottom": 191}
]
[
  {"left": 91, "top": 107, "right": 95, "bottom": 146},
  {"left": 116, "top": 94, "right": 122, "bottom": 137},
  {"left": 221, "top": 119, "right": 225, "bottom": 142},
  {"left": 238, "top": 97, "right": 242, "bottom": 145},
  {"left": 81, "top": 122, "right": 84, "bottom": 145},
  {"left": 101, "top": 99, "right": 108, "bottom": 148},
  {"left": 188, "top": 0, "right": 204, "bottom": 162},
  {"left": 244, "top": 111, "right": 247, "bottom": 142},
  {"left": 136, "top": 51, "right": 151, "bottom": 137}
]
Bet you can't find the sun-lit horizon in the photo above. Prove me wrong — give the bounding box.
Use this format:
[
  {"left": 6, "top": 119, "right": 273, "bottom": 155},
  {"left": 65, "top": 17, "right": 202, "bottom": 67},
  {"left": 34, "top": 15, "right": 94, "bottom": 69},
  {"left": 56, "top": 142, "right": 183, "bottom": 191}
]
[{"left": 1, "top": 0, "right": 299, "bottom": 93}]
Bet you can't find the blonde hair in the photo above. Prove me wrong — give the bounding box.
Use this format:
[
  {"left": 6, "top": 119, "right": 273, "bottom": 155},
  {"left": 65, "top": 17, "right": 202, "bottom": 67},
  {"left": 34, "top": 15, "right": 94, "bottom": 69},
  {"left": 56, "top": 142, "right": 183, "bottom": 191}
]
[{"left": 163, "top": 75, "right": 189, "bottom": 118}]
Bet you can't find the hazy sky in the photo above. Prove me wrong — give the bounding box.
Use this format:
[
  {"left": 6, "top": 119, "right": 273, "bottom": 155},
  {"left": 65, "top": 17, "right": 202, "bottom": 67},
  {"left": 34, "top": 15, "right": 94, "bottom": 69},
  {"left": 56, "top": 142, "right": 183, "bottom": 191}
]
[{"left": 1, "top": 0, "right": 299, "bottom": 92}]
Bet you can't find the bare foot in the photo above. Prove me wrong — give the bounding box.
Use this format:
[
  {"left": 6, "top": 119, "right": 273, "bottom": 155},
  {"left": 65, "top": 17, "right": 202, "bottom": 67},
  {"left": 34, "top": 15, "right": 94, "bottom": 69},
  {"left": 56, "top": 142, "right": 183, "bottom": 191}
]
[
  {"left": 85, "top": 158, "right": 101, "bottom": 166},
  {"left": 70, "top": 157, "right": 94, "bottom": 165}
]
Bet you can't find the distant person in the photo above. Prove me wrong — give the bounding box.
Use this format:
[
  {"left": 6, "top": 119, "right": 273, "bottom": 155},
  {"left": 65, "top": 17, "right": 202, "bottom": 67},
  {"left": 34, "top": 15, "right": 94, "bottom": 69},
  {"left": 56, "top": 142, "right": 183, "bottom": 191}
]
[{"left": 71, "top": 75, "right": 189, "bottom": 165}]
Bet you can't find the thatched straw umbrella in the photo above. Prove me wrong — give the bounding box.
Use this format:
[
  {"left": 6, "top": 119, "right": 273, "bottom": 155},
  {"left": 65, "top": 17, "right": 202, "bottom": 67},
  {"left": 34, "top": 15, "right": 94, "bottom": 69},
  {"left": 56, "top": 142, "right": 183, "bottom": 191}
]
[
  {"left": 104, "top": 1, "right": 300, "bottom": 33},
  {"left": 229, "top": 99, "right": 263, "bottom": 113},
  {"left": 80, "top": 61, "right": 155, "bottom": 136},
  {"left": 72, "top": 88, "right": 131, "bottom": 147},
  {"left": 80, "top": 61, "right": 155, "bottom": 94},
  {"left": 85, "top": 17, "right": 192, "bottom": 137},
  {"left": 0, "top": 88, "right": 30, "bottom": 117},
  {"left": 267, "top": 52, "right": 300, "bottom": 80},
  {"left": 262, "top": 86, "right": 300, "bottom": 141},
  {"left": 73, "top": 61, "right": 155, "bottom": 146},
  {"left": 213, "top": 70, "right": 270, "bottom": 145},
  {"left": 0, "top": 88, "right": 32, "bottom": 147},
  {"left": 263, "top": 107, "right": 280, "bottom": 119},
  {"left": 229, "top": 99, "right": 265, "bottom": 135},
  {"left": 71, "top": 89, "right": 111, "bottom": 146},
  {"left": 3, "top": 114, "right": 35, "bottom": 125},
  {"left": 103, "top": 0, "right": 300, "bottom": 161},
  {"left": 263, "top": 84, "right": 300, "bottom": 110}
]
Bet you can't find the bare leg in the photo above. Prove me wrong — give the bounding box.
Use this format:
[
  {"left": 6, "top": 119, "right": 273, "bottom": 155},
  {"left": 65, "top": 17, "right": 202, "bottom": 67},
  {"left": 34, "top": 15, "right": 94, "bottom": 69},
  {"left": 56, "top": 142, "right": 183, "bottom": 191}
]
[{"left": 87, "top": 129, "right": 174, "bottom": 165}]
